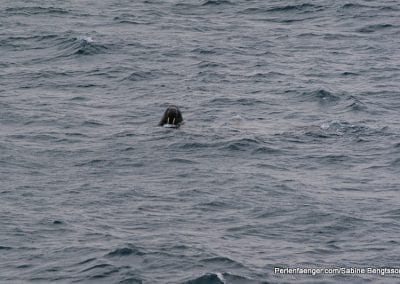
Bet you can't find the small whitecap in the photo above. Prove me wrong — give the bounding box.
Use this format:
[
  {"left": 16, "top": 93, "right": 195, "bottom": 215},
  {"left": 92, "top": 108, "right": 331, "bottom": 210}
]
[
  {"left": 231, "top": 114, "right": 243, "bottom": 121},
  {"left": 320, "top": 123, "right": 330, "bottom": 130},
  {"left": 216, "top": 272, "right": 225, "bottom": 283},
  {"left": 77, "top": 36, "right": 94, "bottom": 43},
  {"left": 163, "top": 124, "right": 177, "bottom": 128}
]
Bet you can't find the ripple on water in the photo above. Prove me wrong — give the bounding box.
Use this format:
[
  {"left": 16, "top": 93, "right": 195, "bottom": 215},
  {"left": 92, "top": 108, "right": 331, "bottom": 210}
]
[
  {"left": 184, "top": 272, "right": 257, "bottom": 284},
  {"left": 357, "top": 23, "right": 395, "bottom": 33},
  {"left": 266, "top": 3, "right": 324, "bottom": 13},
  {"left": 5, "top": 6, "right": 70, "bottom": 16},
  {"left": 298, "top": 89, "right": 341, "bottom": 106},
  {"left": 56, "top": 36, "right": 108, "bottom": 57},
  {"left": 105, "top": 244, "right": 146, "bottom": 257},
  {"left": 201, "top": 0, "right": 233, "bottom": 6}
]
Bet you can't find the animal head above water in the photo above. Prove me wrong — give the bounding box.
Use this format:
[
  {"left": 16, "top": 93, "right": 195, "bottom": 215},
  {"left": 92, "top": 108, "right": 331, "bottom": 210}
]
[{"left": 159, "top": 105, "right": 183, "bottom": 127}]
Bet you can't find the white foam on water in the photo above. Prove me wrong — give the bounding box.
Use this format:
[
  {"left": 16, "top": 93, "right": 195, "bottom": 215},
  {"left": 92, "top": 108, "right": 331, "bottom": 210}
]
[
  {"left": 163, "top": 124, "right": 177, "bottom": 128},
  {"left": 77, "top": 36, "right": 94, "bottom": 43},
  {"left": 216, "top": 272, "right": 225, "bottom": 283}
]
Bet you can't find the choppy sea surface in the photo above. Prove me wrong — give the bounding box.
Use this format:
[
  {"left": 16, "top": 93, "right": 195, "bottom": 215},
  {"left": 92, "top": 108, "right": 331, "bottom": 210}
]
[{"left": 1, "top": 0, "right": 400, "bottom": 283}]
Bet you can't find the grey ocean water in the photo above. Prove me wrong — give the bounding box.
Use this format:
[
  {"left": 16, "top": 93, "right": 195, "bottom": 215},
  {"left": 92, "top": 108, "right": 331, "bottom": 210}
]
[{"left": 1, "top": 0, "right": 400, "bottom": 283}]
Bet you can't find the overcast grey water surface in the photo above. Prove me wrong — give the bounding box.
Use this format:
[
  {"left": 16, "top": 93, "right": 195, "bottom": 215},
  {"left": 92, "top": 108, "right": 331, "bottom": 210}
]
[{"left": 1, "top": 0, "right": 400, "bottom": 283}]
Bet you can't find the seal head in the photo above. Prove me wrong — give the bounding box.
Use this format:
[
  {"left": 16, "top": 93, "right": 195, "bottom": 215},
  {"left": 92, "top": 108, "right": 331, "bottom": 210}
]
[{"left": 159, "top": 105, "right": 183, "bottom": 127}]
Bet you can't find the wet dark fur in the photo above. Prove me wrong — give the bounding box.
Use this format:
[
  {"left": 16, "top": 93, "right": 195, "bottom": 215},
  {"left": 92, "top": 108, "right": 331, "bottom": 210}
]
[{"left": 158, "top": 105, "right": 183, "bottom": 127}]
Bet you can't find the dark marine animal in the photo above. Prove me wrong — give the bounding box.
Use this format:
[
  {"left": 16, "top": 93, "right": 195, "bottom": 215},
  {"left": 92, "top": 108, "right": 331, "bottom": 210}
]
[{"left": 158, "top": 105, "right": 183, "bottom": 127}]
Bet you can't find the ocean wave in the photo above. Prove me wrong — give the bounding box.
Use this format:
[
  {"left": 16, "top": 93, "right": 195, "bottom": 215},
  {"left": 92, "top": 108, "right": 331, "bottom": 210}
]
[
  {"left": 196, "top": 61, "right": 227, "bottom": 69},
  {"left": 113, "top": 14, "right": 151, "bottom": 25},
  {"left": 197, "top": 70, "right": 226, "bottom": 83},
  {"left": 173, "top": 141, "right": 215, "bottom": 150},
  {"left": 191, "top": 47, "right": 221, "bottom": 55},
  {"left": 55, "top": 36, "right": 108, "bottom": 56},
  {"left": 167, "top": 158, "right": 199, "bottom": 164},
  {"left": 75, "top": 159, "right": 110, "bottom": 167},
  {"left": 299, "top": 89, "right": 341, "bottom": 105},
  {"left": 240, "top": 3, "right": 324, "bottom": 15},
  {"left": 7, "top": 33, "right": 110, "bottom": 63},
  {"left": 5, "top": 6, "right": 69, "bottom": 16},
  {"left": 0, "top": 245, "right": 13, "bottom": 250},
  {"left": 276, "top": 119, "right": 388, "bottom": 143},
  {"left": 122, "top": 71, "right": 158, "bottom": 82},
  {"left": 168, "top": 135, "right": 270, "bottom": 154},
  {"left": 291, "top": 90, "right": 370, "bottom": 113},
  {"left": 208, "top": 97, "right": 266, "bottom": 106},
  {"left": 183, "top": 273, "right": 225, "bottom": 284},
  {"left": 317, "top": 121, "right": 362, "bottom": 136},
  {"left": 0, "top": 34, "right": 58, "bottom": 49},
  {"left": 344, "top": 96, "right": 368, "bottom": 112},
  {"left": 195, "top": 200, "right": 229, "bottom": 210},
  {"left": 118, "top": 277, "right": 143, "bottom": 284},
  {"left": 251, "top": 145, "right": 283, "bottom": 155},
  {"left": 79, "top": 263, "right": 126, "bottom": 280},
  {"left": 317, "top": 120, "right": 386, "bottom": 138},
  {"left": 106, "top": 244, "right": 146, "bottom": 257},
  {"left": 199, "top": 256, "right": 245, "bottom": 269},
  {"left": 340, "top": 3, "right": 399, "bottom": 12},
  {"left": 341, "top": 71, "right": 359, "bottom": 76},
  {"left": 183, "top": 272, "right": 257, "bottom": 284},
  {"left": 201, "top": 0, "right": 233, "bottom": 6},
  {"left": 266, "top": 3, "right": 324, "bottom": 13},
  {"left": 357, "top": 23, "right": 395, "bottom": 33},
  {"left": 4, "top": 33, "right": 109, "bottom": 63},
  {"left": 223, "top": 137, "right": 261, "bottom": 152},
  {"left": 78, "top": 257, "right": 97, "bottom": 266},
  {"left": 340, "top": 3, "right": 374, "bottom": 10},
  {"left": 81, "top": 120, "right": 108, "bottom": 127}
]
